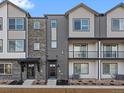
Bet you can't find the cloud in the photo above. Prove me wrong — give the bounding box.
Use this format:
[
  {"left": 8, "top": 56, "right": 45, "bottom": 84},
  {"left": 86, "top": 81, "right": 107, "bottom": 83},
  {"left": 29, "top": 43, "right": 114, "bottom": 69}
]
[{"left": 0, "top": 0, "right": 35, "bottom": 9}]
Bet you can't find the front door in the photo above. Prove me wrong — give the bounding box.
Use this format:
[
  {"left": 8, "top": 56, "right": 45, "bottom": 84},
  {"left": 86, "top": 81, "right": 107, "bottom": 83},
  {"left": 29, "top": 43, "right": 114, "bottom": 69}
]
[
  {"left": 48, "top": 63, "right": 57, "bottom": 78},
  {"left": 27, "top": 64, "right": 35, "bottom": 79}
]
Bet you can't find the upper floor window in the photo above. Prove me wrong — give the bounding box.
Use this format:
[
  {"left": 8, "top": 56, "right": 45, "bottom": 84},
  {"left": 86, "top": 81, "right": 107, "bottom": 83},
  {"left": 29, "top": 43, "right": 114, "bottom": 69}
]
[
  {"left": 74, "top": 44, "right": 87, "bottom": 58},
  {"left": 0, "top": 18, "right": 3, "bottom": 30},
  {"left": 0, "top": 40, "right": 3, "bottom": 52},
  {"left": 8, "top": 40, "right": 25, "bottom": 52},
  {"left": 103, "top": 44, "right": 118, "bottom": 58},
  {"left": 9, "top": 18, "right": 25, "bottom": 31},
  {"left": 51, "top": 20, "right": 57, "bottom": 28},
  {"left": 112, "top": 18, "right": 124, "bottom": 31},
  {"left": 34, "top": 43, "right": 40, "bottom": 50},
  {"left": 74, "top": 18, "right": 89, "bottom": 31},
  {"left": 51, "top": 19, "right": 57, "bottom": 48},
  {"left": 33, "top": 21, "right": 41, "bottom": 30}
]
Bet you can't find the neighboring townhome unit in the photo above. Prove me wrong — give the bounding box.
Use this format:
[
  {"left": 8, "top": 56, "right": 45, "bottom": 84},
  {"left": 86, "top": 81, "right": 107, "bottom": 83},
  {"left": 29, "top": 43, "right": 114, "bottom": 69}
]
[{"left": 0, "top": 0, "right": 29, "bottom": 80}]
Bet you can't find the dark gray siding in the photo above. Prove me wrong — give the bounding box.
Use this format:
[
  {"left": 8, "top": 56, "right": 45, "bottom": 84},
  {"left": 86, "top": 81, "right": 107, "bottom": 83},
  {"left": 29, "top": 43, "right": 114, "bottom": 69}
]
[{"left": 46, "top": 15, "right": 68, "bottom": 79}]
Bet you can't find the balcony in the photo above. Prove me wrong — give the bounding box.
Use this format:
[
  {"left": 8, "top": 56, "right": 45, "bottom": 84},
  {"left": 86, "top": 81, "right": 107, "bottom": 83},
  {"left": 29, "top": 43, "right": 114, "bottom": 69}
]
[
  {"left": 69, "top": 51, "right": 124, "bottom": 59},
  {"left": 102, "top": 51, "right": 124, "bottom": 59},
  {"left": 69, "top": 51, "right": 98, "bottom": 59}
]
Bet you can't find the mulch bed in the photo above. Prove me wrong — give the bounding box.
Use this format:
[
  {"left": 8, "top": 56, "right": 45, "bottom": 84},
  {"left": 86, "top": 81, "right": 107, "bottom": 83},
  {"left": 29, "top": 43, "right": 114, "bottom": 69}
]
[{"left": 69, "top": 80, "right": 124, "bottom": 86}]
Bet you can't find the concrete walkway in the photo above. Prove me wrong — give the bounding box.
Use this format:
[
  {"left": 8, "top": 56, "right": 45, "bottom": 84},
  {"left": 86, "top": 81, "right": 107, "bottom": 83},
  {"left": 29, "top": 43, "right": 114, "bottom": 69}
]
[
  {"left": 47, "top": 79, "right": 56, "bottom": 86},
  {"left": 23, "top": 80, "right": 34, "bottom": 86}
]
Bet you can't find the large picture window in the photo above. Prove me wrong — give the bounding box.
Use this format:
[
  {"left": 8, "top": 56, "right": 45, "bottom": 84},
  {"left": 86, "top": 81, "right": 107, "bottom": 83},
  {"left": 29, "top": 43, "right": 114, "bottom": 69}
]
[
  {"left": 74, "top": 63, "right": 89, "bottom": 74},
  {"left": 74, "top": 44, "right": 87, "bottom": 58},
  {"left": 74, "top": 18, "right": 89, "bottom": 31},
  {"left": 0, "top": 64, "right": 12, "bottom": 75},
  {"left": 103, "top": 63, "right": 117, "bottom": 75},
  {"left": 112, "top": 18, "right": 124, "bottom": 31},
  {"left": 9, "top": 18, "right": 25, "bottom": 31},
  {"left": 8, "top": 40, "right": 25, "bottom": 52}
]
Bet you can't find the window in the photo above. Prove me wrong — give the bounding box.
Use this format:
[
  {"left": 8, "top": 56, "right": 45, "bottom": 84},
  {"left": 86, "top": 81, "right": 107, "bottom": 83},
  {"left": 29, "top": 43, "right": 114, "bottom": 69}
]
[
  {"left": 51, "top": 20, "right": 57, "bottom": 48},
  {"left": 0, "top": 18, "right": 3, "bottom": 30},
  {"left": 33, "top": 21, "right": 41, "bottom": 29},
  {"left": 0, "top": 40, "right": 3, "bottom": 52},
  {"left": 0, "top": 64, "right": 12, "bottom": 75},
  {"left": 34, "top": 43, "right": 40, "bottom": 50},
  {"left": 103, "top": 44, "right": 118, "bottom": 58},
  {"left": 74, "top": 63, "right": 88, "bottom": 74},
  {"left": 9, "top": 18, "right": 25, "bottom": 31},
  {"left": 74, "top": 44, "right": 87, "bottom": 58},
  {"left": 51, "top": 20, "right": 57, "bottom": 28},
  {"left": 103, "top": 63, "right": 117, "bottom": 75},
  {"left": 74, "top": 18, "right": 89, "bottom": 31},
  {"left": 8, "top": 40, "right": 25, "bottom": 52},
  {"left": 112, "top": 19, "right": 124, "bottom": 31},
  {"left": 51, "top": 41, "right": 57, "bottom": 48}
]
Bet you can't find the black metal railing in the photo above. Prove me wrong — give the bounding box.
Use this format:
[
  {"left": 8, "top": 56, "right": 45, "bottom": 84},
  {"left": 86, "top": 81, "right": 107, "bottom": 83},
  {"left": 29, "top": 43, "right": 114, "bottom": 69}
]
[
  {"left": 69, "top": 51, "right": 124, "bottom": 59},
  {"left": 102, "top": 51, "right": 124, "bottom": 58},
  {"left": 69, "top": 51, "right": 98, "bottom": 58}
]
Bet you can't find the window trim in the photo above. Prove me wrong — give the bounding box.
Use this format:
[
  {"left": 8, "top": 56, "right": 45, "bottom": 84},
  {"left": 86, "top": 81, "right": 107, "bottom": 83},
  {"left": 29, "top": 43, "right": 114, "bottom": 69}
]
[
  {"left": 33, "top": 42, "right": 40, "bottom": 51},
  {"left": 8, "top": 17, "right": 25, "bottom": 31},
  {"left": 103, "top": 63, "right": 118, "bottom": 75},
  {"left": 33, "top": 21, "right": 41, "bottom": 30},
  {"left": 0, "top": 17, "right": 3, "bottom": 31},
  {"left": 73, "top": 18, "right": 90, "bottom": 32},
  {"left": 73, "top": 63, "right": 89, "bottom": 75},
  {"left": 8, "top": 39, "right": 25, "bottom": 53},
  {"left": 111, "top": 18, "right": 124, "bottom": 32},
  {"left": 50, "top": 19, "right": 58, "bottom": 49},
  {"left": 0, "top": 63, "right": 12, "bottom": 75},
  {"left": 0, "top": 39, "right": 3, "bottom": 53}
]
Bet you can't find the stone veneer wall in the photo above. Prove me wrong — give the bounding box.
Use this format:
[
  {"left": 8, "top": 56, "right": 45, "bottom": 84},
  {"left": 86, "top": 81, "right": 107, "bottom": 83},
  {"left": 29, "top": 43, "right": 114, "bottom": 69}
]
[{"left": 28, "top": 18, "right": 46, "bottom": 80}]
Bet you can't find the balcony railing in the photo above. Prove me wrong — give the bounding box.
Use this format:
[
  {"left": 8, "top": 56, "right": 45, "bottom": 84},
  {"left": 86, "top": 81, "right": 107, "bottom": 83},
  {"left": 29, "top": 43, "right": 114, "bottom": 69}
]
[
  {"left": 69, "top": 51, "right": 98, "bottom": 58},
  {"left": 102, "top": 51, "right": 124, "bottom": 58},
  {"left": 69, "top": 51, "right": 124, "bottom": 59}
]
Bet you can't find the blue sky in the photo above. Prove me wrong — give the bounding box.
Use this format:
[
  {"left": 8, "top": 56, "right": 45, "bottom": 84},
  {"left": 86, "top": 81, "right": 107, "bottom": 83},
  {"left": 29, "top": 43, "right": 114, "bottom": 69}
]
[{"left": 4, "top": 0, "right": 124, "bottom": 17}]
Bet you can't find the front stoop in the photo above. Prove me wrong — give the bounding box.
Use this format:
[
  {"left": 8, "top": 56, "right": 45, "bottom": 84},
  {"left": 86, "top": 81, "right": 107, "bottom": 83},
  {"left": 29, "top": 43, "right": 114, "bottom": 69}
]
[
  {"left": 47, "top": 79, "right": 57, "bottom": 86},
  {"left": 23, "top": 80, "right": 34, "bottom": 86}
]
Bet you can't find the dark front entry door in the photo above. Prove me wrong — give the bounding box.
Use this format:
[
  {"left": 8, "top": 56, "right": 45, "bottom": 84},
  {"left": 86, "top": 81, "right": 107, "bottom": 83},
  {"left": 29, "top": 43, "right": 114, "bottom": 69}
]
[
  {"left": 27, "top": 64, "right": 35, "bottom": 79},
  {"left": 48, "top": 63, "right": 56, "bottom": 78}
]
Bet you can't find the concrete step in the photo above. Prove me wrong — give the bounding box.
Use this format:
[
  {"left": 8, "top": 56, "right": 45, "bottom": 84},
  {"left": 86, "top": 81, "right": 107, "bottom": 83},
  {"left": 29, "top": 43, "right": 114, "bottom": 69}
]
[
  {"left": 23, "top": 80, "right": 34, "bottom": 86},
  {"left": 47, "top": 79, "right": 57, "bottom": 85}
]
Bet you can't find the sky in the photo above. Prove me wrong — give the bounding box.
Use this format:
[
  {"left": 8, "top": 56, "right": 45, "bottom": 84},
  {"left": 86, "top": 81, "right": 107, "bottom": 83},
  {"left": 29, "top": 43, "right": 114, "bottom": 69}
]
[{"left": 1, "top": 0, "right": 124, "bottom": 17}]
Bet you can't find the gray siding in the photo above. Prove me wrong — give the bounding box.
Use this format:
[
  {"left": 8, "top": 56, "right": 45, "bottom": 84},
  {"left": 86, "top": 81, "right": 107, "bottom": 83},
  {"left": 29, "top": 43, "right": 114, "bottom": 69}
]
[{"left": 46, "top": 15, "right": 68, "bottom": 79}]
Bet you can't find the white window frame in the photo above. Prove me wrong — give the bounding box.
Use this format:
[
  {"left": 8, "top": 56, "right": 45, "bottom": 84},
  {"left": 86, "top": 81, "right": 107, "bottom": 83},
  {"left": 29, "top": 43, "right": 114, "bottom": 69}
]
[
  {"left": 9, "top": 18, "right": 25, "bottom": 31},
  {"left": 34, "top": 43, "right": 40, "bottom": 50},
  {"left": 103, "top": 63, "right": 118, "bottom": 75},
  {"left": 8, "top": 40, "right": 25, "bottom": 52},
  {"left": 74, "top": 18, "right": 90, "bottom": 32},
  {"left": 74, "top": 63, "right": 89, "bottom": 75},
  {"left": 33, "top": 21, "right": 41, "bottom": 30},
  {"left": 112, "top": 18, "right": 124, "bottom": 31},
  {"left": 0, "top": 64, "right": 12, "bottom": 75}
]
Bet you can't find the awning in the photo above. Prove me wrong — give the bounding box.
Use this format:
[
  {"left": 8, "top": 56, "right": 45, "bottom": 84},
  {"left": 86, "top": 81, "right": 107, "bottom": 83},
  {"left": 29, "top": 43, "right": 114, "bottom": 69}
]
[{"left": 18, "top": 58, "right": 40, "bottom": 63}]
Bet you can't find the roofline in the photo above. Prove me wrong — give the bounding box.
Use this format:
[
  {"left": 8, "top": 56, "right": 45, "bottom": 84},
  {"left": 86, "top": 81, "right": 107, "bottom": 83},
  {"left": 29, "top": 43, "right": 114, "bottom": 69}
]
[
  {"left": 105, "top": 2, "right": 124, "bottom": 14},
  {"left": 0, "top": 0, "right": 31, "bottom": 17},
  {"left": 29, "top": 17, "right": 46, "bottom": 19},
  {"left": 65, "top": 3, "right": 99, "bottom": 16},
  {"left": 44, "top": 14, "right": 65, "bottom": 16}
]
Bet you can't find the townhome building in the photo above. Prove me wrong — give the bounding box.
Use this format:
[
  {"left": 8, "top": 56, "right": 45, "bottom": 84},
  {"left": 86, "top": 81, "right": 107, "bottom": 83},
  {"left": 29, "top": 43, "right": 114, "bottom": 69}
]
[
  {"left": 0, "top": 0, "right": 124, "bottom": 81},
  {"left": 0, "top": 0, "right": 46, "bottom": 80}
]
